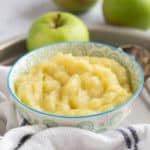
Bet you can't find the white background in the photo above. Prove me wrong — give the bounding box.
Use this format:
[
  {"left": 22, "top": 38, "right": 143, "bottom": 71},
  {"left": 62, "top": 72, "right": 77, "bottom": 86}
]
[{"left": 0, "top": 0, "right": 103, "bottom": 41}]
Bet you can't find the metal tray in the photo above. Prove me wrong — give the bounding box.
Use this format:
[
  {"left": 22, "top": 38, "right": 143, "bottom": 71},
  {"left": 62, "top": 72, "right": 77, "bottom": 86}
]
[
  {"left": 0, "top": 26, "right": 150, "bottom": 65},
  {"left": 0, "top": 27, "right": 150, "bottom": 125}
]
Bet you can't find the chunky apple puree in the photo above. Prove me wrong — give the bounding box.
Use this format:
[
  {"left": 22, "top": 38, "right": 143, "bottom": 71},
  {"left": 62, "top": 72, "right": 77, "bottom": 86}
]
[{"left": 15, "top": 53, "right": 132, "bottom": 116}]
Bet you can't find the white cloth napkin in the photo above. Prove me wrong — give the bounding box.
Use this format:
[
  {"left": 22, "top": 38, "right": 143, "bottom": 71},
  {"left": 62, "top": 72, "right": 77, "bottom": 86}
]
[{"left": 0, "top": 66, "right": 150, "bottom": 150}]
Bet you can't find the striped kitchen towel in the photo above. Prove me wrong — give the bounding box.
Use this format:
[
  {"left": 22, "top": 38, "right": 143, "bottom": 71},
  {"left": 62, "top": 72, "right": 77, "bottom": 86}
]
[
  {"left": 0, "top": 67, "right": 150, "bottom": 150},
  {"left": 0, "top": 124, "right": 150, "bottom": 150}
]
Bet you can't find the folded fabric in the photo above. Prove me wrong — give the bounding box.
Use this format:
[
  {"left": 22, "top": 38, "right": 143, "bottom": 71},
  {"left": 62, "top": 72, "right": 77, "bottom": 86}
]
[
  {"left": 0, "top": 66, "right": 18, "bottom": 135},
  {"left": 0, "top": 66, "right": 150, "bottom": 150},
  {"left": 0, "top": 124, "right": 150, "bottom": 150}
]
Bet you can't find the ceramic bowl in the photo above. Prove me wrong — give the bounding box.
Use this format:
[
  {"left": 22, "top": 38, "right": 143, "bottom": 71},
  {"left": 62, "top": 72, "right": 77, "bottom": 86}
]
[{"left": 7, "top": 42, "right": 144, "bottom": 132}]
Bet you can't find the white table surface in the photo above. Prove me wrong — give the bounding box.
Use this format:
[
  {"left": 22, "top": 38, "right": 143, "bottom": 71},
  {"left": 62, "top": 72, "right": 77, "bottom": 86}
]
[{"left": 0, "top": 0, "right": 150, "bottom": 125}]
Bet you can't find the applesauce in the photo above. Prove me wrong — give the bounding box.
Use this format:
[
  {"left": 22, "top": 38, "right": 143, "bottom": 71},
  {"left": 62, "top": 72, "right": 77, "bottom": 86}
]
[{"left": 15, "top": 53, "right": 132, "bottom": 116}]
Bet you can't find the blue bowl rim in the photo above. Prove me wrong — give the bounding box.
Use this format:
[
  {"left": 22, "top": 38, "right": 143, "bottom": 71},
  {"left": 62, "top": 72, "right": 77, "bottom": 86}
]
[{"left": 7, "top": 41, "right": 144, "bottom": 119}]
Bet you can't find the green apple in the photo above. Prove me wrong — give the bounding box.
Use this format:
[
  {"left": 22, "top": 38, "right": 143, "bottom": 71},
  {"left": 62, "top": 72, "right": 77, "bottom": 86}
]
[
  {"left": 53, "top": 0, "right": 98, "bottom": 13},
  {"left": 103, "top": 0, "right": 150, "bottom": 29},
  {"left": 27, "top": 12, "right": 89, "bottom": 51}
]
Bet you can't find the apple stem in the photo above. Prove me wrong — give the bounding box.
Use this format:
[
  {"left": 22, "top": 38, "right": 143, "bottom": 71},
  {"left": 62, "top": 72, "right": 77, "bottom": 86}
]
[
  {"left": 55, "top": 13, "right": 61, "bottom": 28},
  {"left": 50, "top": 13, "right": 62, "bottom": 29}
]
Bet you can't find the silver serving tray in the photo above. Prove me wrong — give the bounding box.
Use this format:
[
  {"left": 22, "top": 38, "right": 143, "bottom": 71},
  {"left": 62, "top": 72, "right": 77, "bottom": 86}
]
[
  {"left": 0, "top": 26, "right": 150, "bottom": 65},
  {"left": 0, "top": 27, "right": 150, "bottom": 125}
]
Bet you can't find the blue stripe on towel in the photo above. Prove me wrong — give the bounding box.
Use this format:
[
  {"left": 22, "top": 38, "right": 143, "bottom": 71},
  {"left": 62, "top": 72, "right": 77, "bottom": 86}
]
[
  {"left": 128, "top": 126, "right": 139, "bottom": 150},
  {"left": 117, "top": 129, "right": 132, "bottom": 149},
  {"left": 14, "top": 134, "right": 33, "bottom": 150}
]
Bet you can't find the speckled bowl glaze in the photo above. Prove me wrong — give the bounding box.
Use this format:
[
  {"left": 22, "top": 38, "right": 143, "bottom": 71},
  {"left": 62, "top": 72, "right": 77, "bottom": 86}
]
[{"left": 7, "top": 42, "right": 144, "bottom": 132}]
